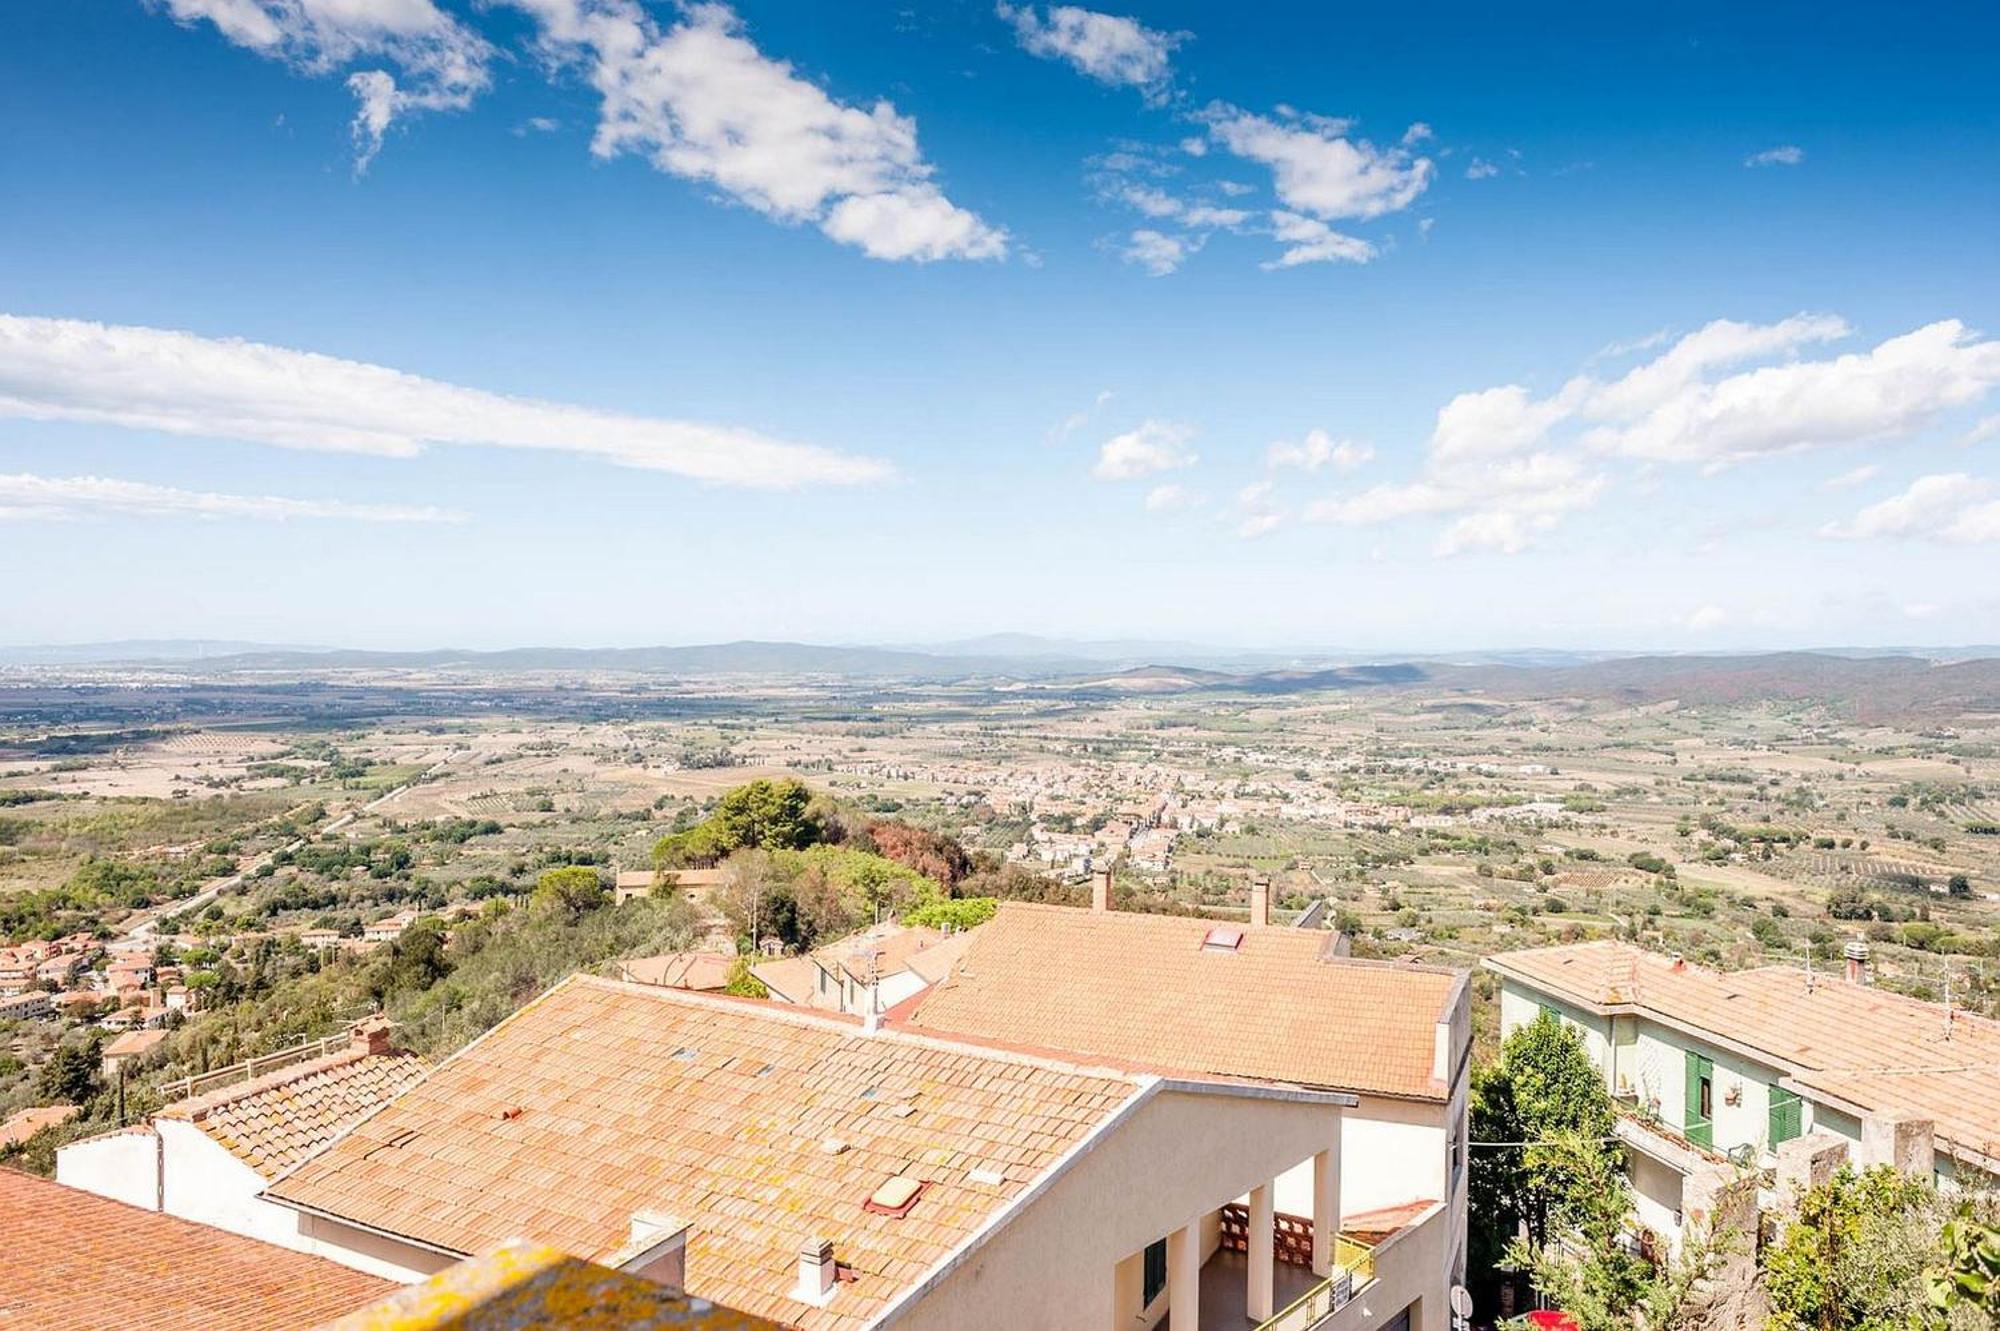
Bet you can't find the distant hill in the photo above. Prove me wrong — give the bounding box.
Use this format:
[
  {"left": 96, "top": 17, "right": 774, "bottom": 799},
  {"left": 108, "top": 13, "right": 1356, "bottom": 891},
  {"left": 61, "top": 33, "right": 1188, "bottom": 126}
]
[{"left": 0, "top": 639, "right": 311, "bottom": 665}]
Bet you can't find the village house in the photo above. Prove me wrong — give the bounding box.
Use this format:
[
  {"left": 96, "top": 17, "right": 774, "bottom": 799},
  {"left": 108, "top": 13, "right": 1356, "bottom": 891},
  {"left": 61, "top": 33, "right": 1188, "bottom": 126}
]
[
  {"left": 0, "top": 989, "right": 53, "bottom": 1022},
  {"left": 1486, "top": 939, "right": 2000, "bottom": 1252},
  {"left": 256, "top": 974, "right": 1384, "bottom": 1331},
  {"left": 59, "top": 1016, "right": 428, "bottom": 1250},
  {"left": 892, "top": 873, "right": 1473, "bottom": 1331},
  {"left": 99, "top": 1027, "right": 168, "bottom": 1080},
  {"left": 614, "top": 865, "right": 730, "bottom": 904},
  {"left": 362, "top": 910, "right": 420, "bottom": 944},
  {"left": 753, "top": 921, "right": 974, "bottom": 1017}
]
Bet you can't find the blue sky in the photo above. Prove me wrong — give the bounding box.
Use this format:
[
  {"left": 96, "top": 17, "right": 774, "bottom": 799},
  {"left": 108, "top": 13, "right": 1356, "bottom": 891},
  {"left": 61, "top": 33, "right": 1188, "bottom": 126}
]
[{"left": 2, "top": 0, "right": 1997, "bottom": 652}]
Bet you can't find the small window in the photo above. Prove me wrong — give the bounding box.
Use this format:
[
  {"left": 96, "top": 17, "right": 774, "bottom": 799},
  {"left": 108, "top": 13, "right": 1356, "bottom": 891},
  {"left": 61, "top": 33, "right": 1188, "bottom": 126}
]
[
  {"left": 1201, "top": 927, "right": 1244, "bottom": 953},
  {"left": 1143, "top": 1238, "right": 1168, "bottom": 1305}
]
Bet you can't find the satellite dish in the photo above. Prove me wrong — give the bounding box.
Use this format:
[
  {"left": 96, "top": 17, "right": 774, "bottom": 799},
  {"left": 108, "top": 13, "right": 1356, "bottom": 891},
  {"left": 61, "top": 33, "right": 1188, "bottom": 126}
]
[{"left": 1451, "top": 1285, "right": 1475, "bottom": 1319}]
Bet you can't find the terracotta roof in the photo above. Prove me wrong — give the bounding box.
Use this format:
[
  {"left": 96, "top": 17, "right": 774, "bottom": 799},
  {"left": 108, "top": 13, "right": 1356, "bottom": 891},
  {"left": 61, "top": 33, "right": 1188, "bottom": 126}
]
[
  {"left": 817, "top": 924, "right": 947, "bottom": 986},
  {"left": 616, "top": 951, "right": 737, "bottom": 991},
  {"left": 0, "top": 1104, "right": 78, "bottom": 1149},
  {"left": 898, "top": 904, "right": 1463, "bottom": 1100},
  {"left": 749, "top": 953, "right": 829, "bottom": 1009},
  {"left": 266, "top": 975, "right": 1148, "bottom": 1331},
  {"left": 157, "top": 1045, "right": 430, "bottom": 1177},
  {"left": 901, "top": 930, "right": 975, "bottom": 986},
  {"left": 318, "top": 1241, "right": 780, "bottom": 1331},
  {"left": 103, "top": 1029, "right": 169, "bottom": 1058},
  {"left": 1487, "top": 941, "right": 2000, "bottom": 1164},
  {"left": 0, "top": 1167, "right": 387, "bottom": 1330}
]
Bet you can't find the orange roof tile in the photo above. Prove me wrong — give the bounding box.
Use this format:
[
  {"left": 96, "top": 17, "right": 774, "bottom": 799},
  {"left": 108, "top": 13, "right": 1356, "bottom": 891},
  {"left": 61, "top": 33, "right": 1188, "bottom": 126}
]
[
  {"left": 615, "top": 951, "right": 737, "bottom": 991},
  {"left": 899, "top": 904, "right": 1464, "bottom": 1100},
  {"left": 1487, "top": 941, "right": 2000, "bottom": 1165},
  {"left": 266, "top": 976, "right": 1148, "bottom": 1331},
  {"left": 157, "top": 1046, "right": 429, "bottom": 1178},
  {"left": 0, "top": 1167, "right": 387, "bottom": 1330}
]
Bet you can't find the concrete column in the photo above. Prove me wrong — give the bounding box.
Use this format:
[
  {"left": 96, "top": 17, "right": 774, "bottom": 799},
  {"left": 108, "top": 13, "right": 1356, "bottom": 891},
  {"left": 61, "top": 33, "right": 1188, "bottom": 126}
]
[
  {"left": 1312, "top": 1148, "right": 1342, "bottom": 1277},
  {"left": 1248, "top": 1182, "right": 1276, "bottom": 1321},
  {"left": 1167, "top": 1221, "right": 1200, "bottom": 1331}
]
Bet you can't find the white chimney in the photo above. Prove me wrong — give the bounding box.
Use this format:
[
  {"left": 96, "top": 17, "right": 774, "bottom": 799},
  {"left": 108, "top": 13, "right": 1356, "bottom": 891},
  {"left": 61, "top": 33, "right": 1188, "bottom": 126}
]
[
  {"left": 1249, "top": 875, "right": 1271, "bottom": 929},
  {"left": 1091, "top": 866, "right": 1113, "bottom": 914},
  {"left": 794, "top": 1237, "right": 838, "bottom": 1307},
  {"left": 1844, "top": 937, "right": 1870, "bottom": 986}
]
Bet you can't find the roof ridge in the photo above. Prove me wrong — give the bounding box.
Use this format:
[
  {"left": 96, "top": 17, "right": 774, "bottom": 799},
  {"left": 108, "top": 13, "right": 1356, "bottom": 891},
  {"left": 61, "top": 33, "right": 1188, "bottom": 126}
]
[{"left": 161, "top": 1045, "right": 391, "bottom": 1120}]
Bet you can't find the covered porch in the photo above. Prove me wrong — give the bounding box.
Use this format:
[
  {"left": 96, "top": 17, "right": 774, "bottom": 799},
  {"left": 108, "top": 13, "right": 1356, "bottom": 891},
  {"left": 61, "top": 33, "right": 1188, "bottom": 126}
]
[{"left": 1125, "top": 1145, "right": 1368, "bottom": 1331}]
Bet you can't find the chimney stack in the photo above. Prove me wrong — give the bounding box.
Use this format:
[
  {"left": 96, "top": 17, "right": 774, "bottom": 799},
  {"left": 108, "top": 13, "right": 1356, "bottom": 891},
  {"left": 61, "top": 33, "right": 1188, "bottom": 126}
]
[
  {"left": 1844, "top": 937, "right": 1871, "bottom": 986},
  {"left": 1249, "top": 875, "right": 1271, "bottom": 929},
  {"left": 794, "top": 1237, "right": 838, "bottom": 1307},
  {"left": 351, "top": 1014, "right": 394, "bottom": 1056},
  {"left": 610, "top": 1210, "right": 690, "bottom": 1292},
  {"left": 1091, "top": 866, "right": 1113, "bottom": 914}
]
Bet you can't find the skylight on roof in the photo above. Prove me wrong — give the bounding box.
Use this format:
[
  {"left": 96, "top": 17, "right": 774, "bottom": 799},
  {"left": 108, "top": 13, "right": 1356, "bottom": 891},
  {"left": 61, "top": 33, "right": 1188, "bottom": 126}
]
[{"left": 1201, "top": 927, "right": 1244, "bottom": 953}]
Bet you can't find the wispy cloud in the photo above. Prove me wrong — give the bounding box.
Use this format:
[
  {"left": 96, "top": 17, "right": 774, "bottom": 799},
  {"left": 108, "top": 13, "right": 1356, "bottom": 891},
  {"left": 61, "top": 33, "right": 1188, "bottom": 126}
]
[
  {"left": 1745, "top": 145, "right": 1805, "bottom": 168},
  {"left": 1200, "top": 103, "right": 1433, "bottom": 223},
  {"left": 1120, "top": 228, "right": 1203, "bottom": 276},
  {"left": 1821, "top": 473, "right": 2000, "bottom": 543},
  {"left": 1821, "top": 463, "right": 1880, "bottom": 490},
  {"left": 0, "top": 315, "right": 891, "bottom": 488},
  {"left": 1266, "top": 429, "right": 1372, "bottom": 472},
  {"left": 159, "top": 0, "right": 493, "bottom": 170},
  {"left": 996, "top": 3, "right": 1182, "bottom": 104},
  {"left": 508, "top": 1, "right": 1006, "bottom": 263},
  {"left": 0, "top": 473, "right": 463, "bottom": 524},
  {"left": 1094, "top": 419, "right": 1196, "bottom": 479},
  {"left": 1143, "top": 482, "right": 1202, "bottom": 512}
]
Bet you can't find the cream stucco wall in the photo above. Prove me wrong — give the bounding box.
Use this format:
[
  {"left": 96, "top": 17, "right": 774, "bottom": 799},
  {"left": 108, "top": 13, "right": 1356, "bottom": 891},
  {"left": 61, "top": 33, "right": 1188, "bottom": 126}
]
[
  {"left": 156, "top": 1119, "right": 308, "bottom": 1249},
  {"left": 884, "top": 1086, "right": 1345, "bottom": 1331}
]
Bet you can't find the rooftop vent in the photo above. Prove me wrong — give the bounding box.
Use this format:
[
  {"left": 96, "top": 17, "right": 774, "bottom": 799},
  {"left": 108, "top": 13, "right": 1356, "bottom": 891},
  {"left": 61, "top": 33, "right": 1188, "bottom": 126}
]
[
  {"left": 863, "top": 1175, "right": 926, "bottom": 1218},
  {"left": 670, "top": 1046, "right": 699, "bottom": 1061},
  {"left": 1201, "top": 927, "right": 1244, "bottom": 953},
  {"left": 794, "top": 1238, "right": 838, "bottom": 1307}
]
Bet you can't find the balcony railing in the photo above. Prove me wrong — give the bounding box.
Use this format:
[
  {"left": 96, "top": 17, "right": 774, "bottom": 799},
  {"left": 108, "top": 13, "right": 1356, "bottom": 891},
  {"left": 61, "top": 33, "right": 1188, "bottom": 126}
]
[{"left": 1216, "top": 1203, "right": 1376, "bottom": 1331}]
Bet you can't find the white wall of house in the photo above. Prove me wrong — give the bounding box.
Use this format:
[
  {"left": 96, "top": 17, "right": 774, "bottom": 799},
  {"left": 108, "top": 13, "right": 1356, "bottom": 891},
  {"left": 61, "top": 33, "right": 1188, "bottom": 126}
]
[
  {"left": 56, "top": 1129, "right": 158, "bottom": 1210},
  {"left": 155, "top": 1120, "right": 303, "bottom": 1249},
  {"left": 889, "top": 1085, "right": 1347, "bottom": 1331}
]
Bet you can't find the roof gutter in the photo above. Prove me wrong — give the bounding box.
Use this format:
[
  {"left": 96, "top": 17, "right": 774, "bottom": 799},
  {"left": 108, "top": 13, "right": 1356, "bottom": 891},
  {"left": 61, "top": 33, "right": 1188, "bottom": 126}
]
[{"left": 262, "top": 1191, "right": 471, "bottom": 1263}]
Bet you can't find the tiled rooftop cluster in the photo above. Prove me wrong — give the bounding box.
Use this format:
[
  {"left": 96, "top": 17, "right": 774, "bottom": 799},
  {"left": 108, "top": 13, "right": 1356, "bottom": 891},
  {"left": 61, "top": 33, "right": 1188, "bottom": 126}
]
[
  {"left": 269, "top": 976, "right": 1147, "bottom": 1330},
  {"left": 159, "top": 1044, "right": 430, "bottom": 1176},
  {"left": 900, "top": 903, "right": 1462, "bottom": 1099}
]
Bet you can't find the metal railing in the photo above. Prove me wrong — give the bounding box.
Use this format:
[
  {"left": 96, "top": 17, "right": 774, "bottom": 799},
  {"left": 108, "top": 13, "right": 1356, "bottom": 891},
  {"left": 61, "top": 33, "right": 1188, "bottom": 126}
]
[
  {"left": 1252, "top": 1237, "right": 1376, "bottom": 1331},
  {"left": 159, "top": 1031, "right": 352, "bottom": 1102}
]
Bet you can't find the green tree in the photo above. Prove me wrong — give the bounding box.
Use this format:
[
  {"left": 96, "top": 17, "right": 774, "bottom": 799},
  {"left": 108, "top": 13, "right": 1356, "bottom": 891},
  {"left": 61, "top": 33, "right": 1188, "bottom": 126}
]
[
  {"left": 532, "top": 865, "right": 607, "bottom": 918},
  {"left": 710, "top": 779, "right": 821, "bottom": 853},
  {"left": 35, "top": 1043, "right": 101, "bottom": 1106},
  {"left": 1923, "top": 1209, "right": 2000, "bottom": 1328},
  {"left": 722, "top": 956, "right": 768, "bottom": 999},
  {"left": 1470, "top": 1012, "right": 1618, "bottom": 1278},
  {"left": 1763, "top": 1165, "right": 1935, "bottom": 1331}
]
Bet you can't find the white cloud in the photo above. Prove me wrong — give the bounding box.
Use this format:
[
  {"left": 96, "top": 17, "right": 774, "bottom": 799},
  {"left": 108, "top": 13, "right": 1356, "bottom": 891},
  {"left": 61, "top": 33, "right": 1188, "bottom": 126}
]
[
  {"left": 508, "top": 0, "right": 1004, "bottom": 262},
  {"left": 1904, "top": 602, "right": 1941, "bottom": 620},
  {"left": 1232, "top": 480, "right": 1283, "bottom": 539},
  {"left": 1266, "top": 429, "right": 1372, "bottom": 472},
  {"left": 1685, "top": 604, "right": 1730, "bottom": 632},
  {"left": 159, "top": 0, "right": 493, "bottom": 169},
  {"left": 1178, "top": 136, "right": 1207, "bottom": 157},
  {"left": 1463, "top": 157, "right": 1499, "bottom": 180},
  {"left": 0, "top": 473, "right": 462, "bottom": 523},
  {"left": 996, "top": 3, "right": 1181, "bottom": 103},
  {"left": 1121, "top": 228, "right": 1202, "bottom": 276},
  {"left": 1401, "top": 122, "right": 1433, "bottom": 146},
  {"left": 1745, "top": 145, "right": 1805, "bottom": 167},
  {"left": 1143, "top": 482, "right": 1202, "bottom": 512},
  {"left": 1822, "top": 463, "right": 1880, "bottom": 490},
  {"left": 1586, "top": 320, "right": 2000, "bottom": 464},
  {"left": 1967, "top": 414, "right": 2000, "bottom": 445},
  {"left": 1049, "top": 388, "right": 1115, "bottom": 443},
  {"left": 1261, "top": 211, "right": 1375, "bottom": 268},
  {"left": 1094, "top": 419, "right": 1196, "bottom": 479},
  {"left": 1820, "top": 473, "right": 2000, "bottom": 544},
  {"left": 1203, "top": 104, "right": 1433, "bottom": 223},
  {"left": 1300, "top": 314, "right": 2000, "bottom": 556},
  {"left": 513, "top": 115, "right": 562, "bottom": 135},
  {"left": 0, "top": 314, "right": 890, "bottom": 488}
]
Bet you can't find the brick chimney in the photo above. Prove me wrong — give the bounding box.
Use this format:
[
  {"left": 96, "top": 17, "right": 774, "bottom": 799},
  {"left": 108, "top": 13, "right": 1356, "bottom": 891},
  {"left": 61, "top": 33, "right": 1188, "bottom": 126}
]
[
  {"left": 1249, "top": 875, "right": 1271, "bottom": 929},
  {"left": 794, "top": 1237, "right": 838, "bottom": 1307},
  {"left": 1843, "top": 937, "right": 1871, "bottom": 986},
  {"left": 1091, "top": 866, "right": 1113, "bottom": 914},
  {"left": 350, "top": 1014, "right": 394, "bottom": 1056}
]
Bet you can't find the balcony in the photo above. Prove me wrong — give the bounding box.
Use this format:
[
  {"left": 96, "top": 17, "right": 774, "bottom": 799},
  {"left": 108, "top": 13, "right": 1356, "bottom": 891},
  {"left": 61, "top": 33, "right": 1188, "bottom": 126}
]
[{"left": 1157, "top": 1205, "right": 1376, "bottom": 1331}]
